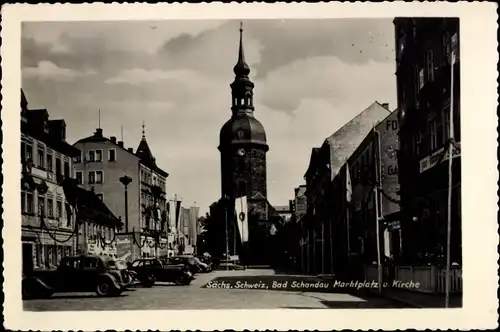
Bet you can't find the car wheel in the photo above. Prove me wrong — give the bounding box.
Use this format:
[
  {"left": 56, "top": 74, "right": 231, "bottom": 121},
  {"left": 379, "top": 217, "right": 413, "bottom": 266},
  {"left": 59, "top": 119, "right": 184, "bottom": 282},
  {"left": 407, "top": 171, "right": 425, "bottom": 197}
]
[
  {"left": 174, "top": 276, "right": 190, "bottom": 286},
  {"left": 22, "top": 279, "right": 52, "bottom": 299},
  {"left": 142, "top": 274, "right": 156, "bottom": 288},
  {"left": 96, "top": 279, "right": 116, "bottom": 297}
]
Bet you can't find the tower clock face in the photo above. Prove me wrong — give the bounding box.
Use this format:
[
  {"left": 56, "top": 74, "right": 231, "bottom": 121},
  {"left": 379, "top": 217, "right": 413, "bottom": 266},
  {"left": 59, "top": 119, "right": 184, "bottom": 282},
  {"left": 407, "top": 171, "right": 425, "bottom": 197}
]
[{"left": 237, "top": 148, "right": 245, "bottom": 156}]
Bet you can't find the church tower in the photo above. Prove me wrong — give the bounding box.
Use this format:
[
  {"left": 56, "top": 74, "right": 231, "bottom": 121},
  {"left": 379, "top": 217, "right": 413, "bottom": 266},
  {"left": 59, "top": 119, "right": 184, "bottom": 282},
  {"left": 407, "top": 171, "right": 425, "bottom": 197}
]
[{"left": 218, "top": 23, "right": 268, "bottom": 216}]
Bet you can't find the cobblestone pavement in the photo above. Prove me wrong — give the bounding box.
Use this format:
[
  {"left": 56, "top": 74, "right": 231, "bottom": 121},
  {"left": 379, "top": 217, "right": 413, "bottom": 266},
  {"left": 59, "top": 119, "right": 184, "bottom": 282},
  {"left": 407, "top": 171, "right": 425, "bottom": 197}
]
[{"left": 23, "top": 269, "right": 410, "bottom": 311}]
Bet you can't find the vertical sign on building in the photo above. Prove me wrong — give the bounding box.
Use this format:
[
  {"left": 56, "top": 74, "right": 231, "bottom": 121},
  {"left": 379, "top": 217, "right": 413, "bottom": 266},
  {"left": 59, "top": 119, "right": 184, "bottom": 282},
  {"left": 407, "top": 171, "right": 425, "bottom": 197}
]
[{"left": 377, "top": 111, "right": 401, "bottom": 216}]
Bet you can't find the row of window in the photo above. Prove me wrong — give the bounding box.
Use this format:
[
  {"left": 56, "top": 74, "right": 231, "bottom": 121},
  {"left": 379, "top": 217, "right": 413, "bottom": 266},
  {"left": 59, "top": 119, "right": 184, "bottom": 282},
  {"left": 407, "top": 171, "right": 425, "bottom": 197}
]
[
  {"left": 25, "top": 243, "right": 73, "bottom": 269},
  {"left": 76, "top": 171, "right": 104, "bottom": 185},
  {"left": 75, "top": 149, "right": 116, "bottom": 163},
  {"left": 21, "top": 191, "right": 74, "bottom": 226},
  {"left": 351, "top": 143, "right": 376, "bottom": 186},
  {"left": 140, "top": 170, "right": 166, "bottom": 189},
  {"left": 21, "top": 141, "right": 71, "bottom": 177},
  {"left": 400, "top": 32, "right": 459, "bottom": 108},
  {"left": 411, "top": 108, "right": 451, "bottom": 157}
]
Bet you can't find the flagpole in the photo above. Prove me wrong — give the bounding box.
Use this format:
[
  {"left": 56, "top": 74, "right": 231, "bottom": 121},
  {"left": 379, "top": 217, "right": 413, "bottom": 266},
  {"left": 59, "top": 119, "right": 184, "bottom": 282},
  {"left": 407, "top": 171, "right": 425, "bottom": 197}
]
[
  {"left": 345, "top": 160, "right": 352, "bottom": 277},
  {"left": 224, "top": 196, "right": 229, "bottom": 271},
  {"left": 374, "top": 126, "right": 383, "bottom": 293},
  {"left": 445, "top": 32, "right": 457, "bottom": 309}
]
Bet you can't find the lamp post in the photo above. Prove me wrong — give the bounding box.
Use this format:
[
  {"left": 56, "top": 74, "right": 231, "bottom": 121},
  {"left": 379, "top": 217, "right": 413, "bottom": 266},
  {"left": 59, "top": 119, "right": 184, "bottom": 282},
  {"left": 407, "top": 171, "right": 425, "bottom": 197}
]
[{"left": 119, "top": 175, "right": 132, "bottom": 233}]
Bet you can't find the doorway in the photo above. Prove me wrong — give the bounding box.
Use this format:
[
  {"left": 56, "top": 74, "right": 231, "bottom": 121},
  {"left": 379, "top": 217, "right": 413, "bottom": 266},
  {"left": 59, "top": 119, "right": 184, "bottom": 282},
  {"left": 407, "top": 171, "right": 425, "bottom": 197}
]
[{"left": 22, "top": 242, "right": 34, "bottom": 275}]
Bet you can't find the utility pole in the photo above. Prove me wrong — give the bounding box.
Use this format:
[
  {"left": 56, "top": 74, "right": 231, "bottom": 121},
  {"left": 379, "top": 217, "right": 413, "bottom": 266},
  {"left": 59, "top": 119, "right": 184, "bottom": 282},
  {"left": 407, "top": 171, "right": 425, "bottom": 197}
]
[{"left": 445, "top": 31, "right": 458, "bottom": 309}]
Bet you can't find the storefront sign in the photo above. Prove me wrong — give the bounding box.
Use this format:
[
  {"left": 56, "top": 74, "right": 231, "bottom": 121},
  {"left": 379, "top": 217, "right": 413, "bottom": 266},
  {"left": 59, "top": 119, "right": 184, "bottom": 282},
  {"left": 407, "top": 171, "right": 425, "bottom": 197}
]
[
  {"left": 419, "top": 142, "right": 461, "bottom": 173},
  {"left": 378, "top": 112, "right": 401, "bottom": 216}
]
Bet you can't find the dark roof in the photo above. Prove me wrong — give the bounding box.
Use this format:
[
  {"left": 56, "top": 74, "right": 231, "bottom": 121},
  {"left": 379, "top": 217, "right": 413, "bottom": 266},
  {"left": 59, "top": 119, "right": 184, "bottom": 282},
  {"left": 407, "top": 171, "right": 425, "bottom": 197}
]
[
  {"left": 62, "top": 178, "right": 123, "bottom": 228},
  {"left": 304, "top": 147, "right": 322, "bottom": 179},
  {"left": 219, "top": 115, "right": 268, "bottom": 150},
  {"left": 136, "top": 137, "right": 169, "bottom": 178},
  {"left": 22, "top": 116, "right": 80, "bottom": 158}
]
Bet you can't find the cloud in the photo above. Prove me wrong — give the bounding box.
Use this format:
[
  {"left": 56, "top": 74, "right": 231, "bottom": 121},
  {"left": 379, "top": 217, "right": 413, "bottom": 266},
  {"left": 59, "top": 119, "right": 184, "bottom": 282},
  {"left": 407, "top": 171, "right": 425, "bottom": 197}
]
[
  {"left": 256, "top": 56, "right": 395, "bottom": 113},
  {"left": 105, "top": 68, "right": 199, "bottom": 85},
  {"left": 22, "top": 61, "right": 98, "bottom": 81},
  {"left": 21, "top": 19, "right": 397, "bottom": 214}
]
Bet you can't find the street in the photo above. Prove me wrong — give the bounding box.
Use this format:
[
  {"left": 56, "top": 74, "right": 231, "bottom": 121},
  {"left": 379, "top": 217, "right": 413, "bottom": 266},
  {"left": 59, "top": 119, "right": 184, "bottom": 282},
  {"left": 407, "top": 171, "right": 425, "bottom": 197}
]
[{"left": 23, "top": 269, "right": 410, "bottom": 311}]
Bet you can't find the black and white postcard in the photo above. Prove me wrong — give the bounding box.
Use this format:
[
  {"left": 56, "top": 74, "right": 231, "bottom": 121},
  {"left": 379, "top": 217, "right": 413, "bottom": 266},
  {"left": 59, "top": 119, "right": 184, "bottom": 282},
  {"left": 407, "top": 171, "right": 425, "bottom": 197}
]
[{"left": 1, "top": 2, "right": 498, "bottom": 330}]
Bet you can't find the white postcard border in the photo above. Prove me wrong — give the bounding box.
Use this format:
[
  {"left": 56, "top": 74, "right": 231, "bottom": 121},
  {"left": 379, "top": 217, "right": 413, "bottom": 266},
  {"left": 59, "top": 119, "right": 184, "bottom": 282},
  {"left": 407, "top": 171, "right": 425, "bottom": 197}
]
[{"left": 2, "top": 2, "right": 498, "bottom": 330}]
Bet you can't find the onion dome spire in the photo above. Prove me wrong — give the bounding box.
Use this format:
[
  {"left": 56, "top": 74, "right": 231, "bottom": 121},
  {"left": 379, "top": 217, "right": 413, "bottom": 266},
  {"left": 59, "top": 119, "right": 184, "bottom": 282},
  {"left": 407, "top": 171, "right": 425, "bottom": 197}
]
[{"left": 233, "top": 21, "right": 250, "bottom": 77}]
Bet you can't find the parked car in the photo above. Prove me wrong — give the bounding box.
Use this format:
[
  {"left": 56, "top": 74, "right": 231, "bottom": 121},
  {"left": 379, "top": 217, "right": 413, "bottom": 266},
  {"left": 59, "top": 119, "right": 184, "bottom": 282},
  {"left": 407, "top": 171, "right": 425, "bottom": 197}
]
[
  {"left": 128, "top": 258, "right": 194, "bottom": 287},
  {"left": 22, "top": 255, "right": 131, "bottom": 299},
  {"left": 169, "top": 255, "right": 208, "bottom": 273}
]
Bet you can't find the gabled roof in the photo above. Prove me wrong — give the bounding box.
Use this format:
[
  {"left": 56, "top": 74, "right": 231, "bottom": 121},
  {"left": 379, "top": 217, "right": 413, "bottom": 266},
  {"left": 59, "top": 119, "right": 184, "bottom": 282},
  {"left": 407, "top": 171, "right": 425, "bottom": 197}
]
[
  {"left": 324, "top": 101, "right": 391, "bottom": 179},
  {"left": 62, "top": 178, "right": 123, "bottom": 228},
  {"left": 304, "top": 147, "right": 322, "bottom": 179},
  {"left": 136, "top": 137, "right": 169, "bottom": 178}
]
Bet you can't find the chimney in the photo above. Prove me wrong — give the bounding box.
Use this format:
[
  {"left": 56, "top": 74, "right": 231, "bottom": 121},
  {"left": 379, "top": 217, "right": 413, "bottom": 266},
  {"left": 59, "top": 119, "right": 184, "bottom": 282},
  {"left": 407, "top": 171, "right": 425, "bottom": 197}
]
[
  {"left": 110, "top": 136, "right": 117, "bottom": 144},
  {"left": 95, "top": 128, "right": 103, "bottom": 137},
  {"left": 382, "top": 103, "right": 390, "bottom": 110},
  {"left": 118, "top": 141, "right": 124, "bottom": 148},
  {"left": 127, "top": 148, "right": 133, "bottom": 153}
]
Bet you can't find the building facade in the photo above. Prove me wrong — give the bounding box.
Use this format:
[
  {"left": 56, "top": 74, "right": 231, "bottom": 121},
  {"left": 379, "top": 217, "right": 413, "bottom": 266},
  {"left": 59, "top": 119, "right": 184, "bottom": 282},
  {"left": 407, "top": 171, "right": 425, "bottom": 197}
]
[
  {"left": 21, "top": 90, "right": 81, "bottom": 272},
  {"left": 73, "top": 126, "right": 169, "bottom": 260},
  {"left": 303, "top": 101, "right": 392, "bottom": 277},
  {"left": 394, "top": 18, "right": 461, "bottom": 264}
]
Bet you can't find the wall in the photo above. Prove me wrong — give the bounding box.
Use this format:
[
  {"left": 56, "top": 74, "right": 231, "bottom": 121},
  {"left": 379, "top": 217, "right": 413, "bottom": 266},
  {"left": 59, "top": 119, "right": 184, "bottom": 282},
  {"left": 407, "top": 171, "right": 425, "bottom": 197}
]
[{"left": 74, "top": 140, "right": 140, "bottom": 232}]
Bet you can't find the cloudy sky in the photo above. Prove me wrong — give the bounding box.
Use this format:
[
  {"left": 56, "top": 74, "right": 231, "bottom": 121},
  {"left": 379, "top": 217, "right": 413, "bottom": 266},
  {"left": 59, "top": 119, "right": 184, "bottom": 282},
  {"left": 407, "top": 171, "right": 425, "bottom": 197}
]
[{"left": 22, "top": 19, "right": 397, "bottom": 213}]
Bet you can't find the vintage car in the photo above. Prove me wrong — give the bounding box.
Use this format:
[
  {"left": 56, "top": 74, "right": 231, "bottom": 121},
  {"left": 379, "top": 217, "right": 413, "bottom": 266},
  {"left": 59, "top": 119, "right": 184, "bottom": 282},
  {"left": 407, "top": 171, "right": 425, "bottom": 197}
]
[
  {"left": 22, "top": 255, "right": 133, "bottom": 299},
  {"left": 128, "top": 258, "right": 194, "bottom": 287},
  {"left": 170, "top": 255, "right": 212, "bottom": 273}
]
